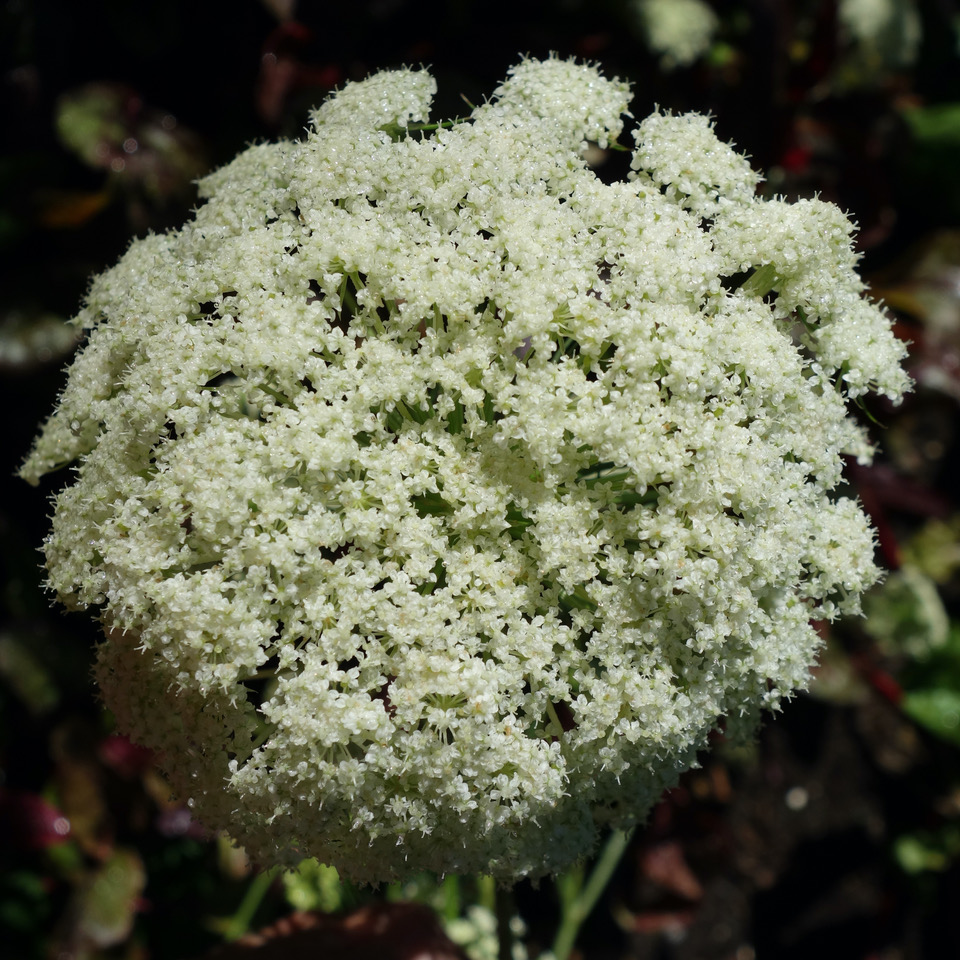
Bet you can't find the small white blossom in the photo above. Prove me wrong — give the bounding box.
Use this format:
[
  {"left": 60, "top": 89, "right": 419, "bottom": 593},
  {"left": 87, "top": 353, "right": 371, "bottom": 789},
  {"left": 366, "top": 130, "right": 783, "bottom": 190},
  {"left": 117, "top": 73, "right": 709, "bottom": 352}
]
[{"left": 22, "top": 57, "right": 908, "bottom": 883}]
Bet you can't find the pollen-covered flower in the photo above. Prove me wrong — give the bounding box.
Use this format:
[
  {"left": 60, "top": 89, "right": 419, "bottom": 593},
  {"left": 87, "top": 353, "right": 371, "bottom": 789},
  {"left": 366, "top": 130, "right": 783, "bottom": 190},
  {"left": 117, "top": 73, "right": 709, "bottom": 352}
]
[{"left": 22, "top": 57, "right": 909, "bottom": 882}]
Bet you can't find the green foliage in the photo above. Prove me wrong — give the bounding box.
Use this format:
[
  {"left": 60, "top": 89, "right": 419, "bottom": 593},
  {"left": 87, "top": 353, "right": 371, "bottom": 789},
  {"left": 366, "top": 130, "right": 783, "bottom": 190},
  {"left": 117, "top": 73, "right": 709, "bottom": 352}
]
[
  {"left": 900, "top": 625, "right": 960, "bottom": 745},
  {"left": 282, "top": 860, "right": 345, "bottom": 914},
  {"left": 902, "top": 101, "right": 960, "bottom": 218},
  {"left": 864, "top": 566, "right": 949, "bottom": 659},
  {"left": 894, "top": 824, "right": 960, "bottom": 874}
]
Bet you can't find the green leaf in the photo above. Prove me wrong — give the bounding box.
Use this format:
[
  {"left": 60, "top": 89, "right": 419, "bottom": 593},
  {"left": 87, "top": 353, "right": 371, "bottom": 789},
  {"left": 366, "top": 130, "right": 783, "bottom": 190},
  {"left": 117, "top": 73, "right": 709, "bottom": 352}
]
[
  {"left": 901, "top": 688, "right": 960, "bottom": 746},
  {"left": 282, "top": 859, "right": 343, "bottom": 913},
  {"left": 894, "top": 825, "right": 960, "bottom": 874},
  {"left": 75, "top": 848, "right": 146, "bottom": 948},
  {"left": 863, "top": 566, "right": 949, "bottom": 658},
  {"left": 0, "top": 632, "right": 60, "bottom": 715},
  {"left": 902, "top": 103, "right": 960, "bottom": 146},
  {"left": 738, "top": 262, "right": 781, "bottom": 298}
]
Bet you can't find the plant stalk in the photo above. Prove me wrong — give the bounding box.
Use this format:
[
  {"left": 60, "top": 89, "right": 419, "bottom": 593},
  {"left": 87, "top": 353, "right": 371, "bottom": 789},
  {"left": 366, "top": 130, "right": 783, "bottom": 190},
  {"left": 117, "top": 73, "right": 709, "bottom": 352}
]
[{"left": 551, "top": 828, "right": 635, "bottom": 960}]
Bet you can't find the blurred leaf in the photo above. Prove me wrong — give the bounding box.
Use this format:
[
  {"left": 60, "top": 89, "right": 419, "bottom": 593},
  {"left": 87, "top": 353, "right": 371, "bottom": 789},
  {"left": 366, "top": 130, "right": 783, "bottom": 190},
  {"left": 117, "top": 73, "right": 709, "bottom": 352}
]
[
  {"left": 903, "top": 102, "right": 960, "bottom": 147},
  {"left": 56, "top": 85, "right": 132, "bottom": 168},
  {"left": 74, "top": 847, "right": 146, "bottom": 948},
  {"left": 281, "top": 859, "right": 342, "bottom": 914},
  {"left": 901, "top": 687, "right": 960, "bottom": 746},
  {"left": 903, "top": 514, "right": 960, "bottom": 584},
  {"left": 53, "top": 83, "right": 208, "bottom": 225},
  {"left": 35, "top": 189, "right": 111, "bottom": 229},
  {"left": 901, "top": 104, "right": 960, "bottom": 218},
  {"left": 50, "top": 721, "right": 111, "bottom": 856},
  {"left": 809, "top": 633, "right": 871, "bottom": 705},
  {"left": 901, "top": 623, "right": 960, "bottom": 692},
  {"left": 894, "top": 824, "right": 960, "bottom": 874},
  {"left": 46, "top": 836, "right": 85, "bottom": 877},
  {"left": 0, "top": 869, "right": 53, "bottom": 933},
  {"left": 895, "top": 833, "right": 948, "bottom": 873},
  {"left": 863, "top": 566, "right": 949, "bottom": 659},
  {"left": 871, "top": 230, "right": 960, "bottom": 330},
  {"left": 0, "top": 631, "right": 60, "bottom": 715}
]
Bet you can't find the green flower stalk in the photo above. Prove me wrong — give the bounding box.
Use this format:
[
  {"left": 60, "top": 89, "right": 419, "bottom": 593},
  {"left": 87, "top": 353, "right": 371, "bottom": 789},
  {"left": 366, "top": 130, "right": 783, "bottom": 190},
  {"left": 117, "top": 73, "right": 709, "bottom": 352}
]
[{"left": 22, "top": 58, "right": 909, "bottom": 884}]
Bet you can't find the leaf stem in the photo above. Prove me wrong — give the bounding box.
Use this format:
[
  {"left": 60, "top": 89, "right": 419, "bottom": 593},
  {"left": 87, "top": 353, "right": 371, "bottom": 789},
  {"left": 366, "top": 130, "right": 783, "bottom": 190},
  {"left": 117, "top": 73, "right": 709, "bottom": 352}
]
[
  {"left": 551, "top": 828, "right": 634, "bottom": 960},
  {"left": 221, "top": 866, "right": 279, "bottom": 940}
]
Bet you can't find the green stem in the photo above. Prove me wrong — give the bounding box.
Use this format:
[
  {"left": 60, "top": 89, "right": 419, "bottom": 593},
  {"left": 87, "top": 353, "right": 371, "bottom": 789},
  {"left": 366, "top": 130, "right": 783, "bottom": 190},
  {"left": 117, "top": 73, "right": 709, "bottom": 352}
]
[
  {"left": 551, "top": 828, "right": 635, "bottom": 960},
  {"left": 442, "top": 873, "right": 461, "bottom": 922},
  {"left": 476, "top": 874, "right": 497, "bottom": 913},
  {"left": 222, "top": 866, "right": 278, "bottom": 940}
]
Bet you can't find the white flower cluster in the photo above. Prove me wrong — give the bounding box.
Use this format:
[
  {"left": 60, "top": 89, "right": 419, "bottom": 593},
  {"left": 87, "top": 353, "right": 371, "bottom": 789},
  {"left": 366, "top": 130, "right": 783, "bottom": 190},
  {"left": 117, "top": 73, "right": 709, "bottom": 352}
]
[{"left": 22, "top": 58, "right": 909, "bottom": 882}]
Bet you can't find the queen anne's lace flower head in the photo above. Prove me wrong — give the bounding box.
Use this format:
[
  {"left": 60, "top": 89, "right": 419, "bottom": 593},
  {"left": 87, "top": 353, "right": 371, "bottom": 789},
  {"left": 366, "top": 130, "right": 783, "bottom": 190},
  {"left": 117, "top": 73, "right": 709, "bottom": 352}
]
[{"left": 22, "top": 57, "right": 909, "bottom": 882}]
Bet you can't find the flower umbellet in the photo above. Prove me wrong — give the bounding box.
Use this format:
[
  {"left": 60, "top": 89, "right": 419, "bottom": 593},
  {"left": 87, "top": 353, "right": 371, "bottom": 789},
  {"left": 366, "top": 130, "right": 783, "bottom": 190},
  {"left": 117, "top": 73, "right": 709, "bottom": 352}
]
[{"left": 22, "top": 57, "right": 909, "bottom": 883}]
